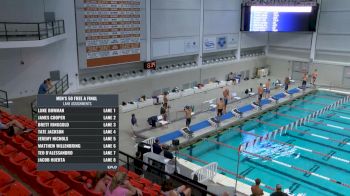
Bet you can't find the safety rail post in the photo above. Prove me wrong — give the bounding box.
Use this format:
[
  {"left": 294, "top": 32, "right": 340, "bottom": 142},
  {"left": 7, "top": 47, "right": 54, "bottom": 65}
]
[
  {"left": 4, "top": 23, "right": 8, "bottom": 41},
  {"left": 37, "top": 23, "right": 41, "bottom": 40},
  {"left": 0, "top": 90, "right": 9, "bottom": 108},
  {"left": 45, "top": 22, "right": 49, "bottom": 38}
]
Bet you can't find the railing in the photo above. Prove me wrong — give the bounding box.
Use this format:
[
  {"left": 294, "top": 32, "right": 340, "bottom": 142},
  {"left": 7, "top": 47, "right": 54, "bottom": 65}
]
[
  {"left": 191, "top": 162, "right": 218, "bottom": 183},
  {"left": 31, "top": 74, "right": 69, "bottom": 119},
  {"left": 119, "top": 151, "right": 216, "bottom": 196},
  {"left": 0, "top": 20, "right": 65, "bottom": 41},
  {"left": 0, "top": 90, "right": 9, "bottom": 108}
]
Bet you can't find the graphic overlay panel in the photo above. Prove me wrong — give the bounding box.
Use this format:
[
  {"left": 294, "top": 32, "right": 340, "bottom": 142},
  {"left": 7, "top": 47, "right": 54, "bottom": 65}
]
[{"left": 37, "top": 95, "right": 119, "bottom": 171}]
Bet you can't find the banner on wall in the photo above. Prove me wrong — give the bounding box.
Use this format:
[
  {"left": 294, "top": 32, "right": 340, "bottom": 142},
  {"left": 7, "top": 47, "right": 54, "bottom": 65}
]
[
  {"left": 84, "top": 0, "right": 141, "bottom": 67},
  {"left": 217, "top": 37, "right": 227, "bottom": 49},
  {"left": 203, "top": 37, "right": 216, "bottom": 51}
]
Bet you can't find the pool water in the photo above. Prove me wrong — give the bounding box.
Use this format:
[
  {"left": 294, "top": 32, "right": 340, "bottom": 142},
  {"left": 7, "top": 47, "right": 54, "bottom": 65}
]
[{"left": 180, "top": 91, "right": 350, "bottom": 196}]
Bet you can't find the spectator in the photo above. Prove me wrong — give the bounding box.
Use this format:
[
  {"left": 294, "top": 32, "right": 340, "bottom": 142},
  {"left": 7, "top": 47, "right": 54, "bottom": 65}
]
[
  {"left": 152, "top": 138, "right": 162, "bottom": 154},
  {"left": 251, "top": 178, "right": 264, "bottom": 196},
  {"left": 105, "top": 172, "right": 142, "bottom": 196},
  {"left": 161, "top": 180, "right": 191, "bottom": 196},
  {"left": 134, "top": 151, "right": 144, "bottom": 176},
  {"left": 46, "top": 78, "right": 53, "bottom": 90},
  {"left": 270, "top": 184, "right": 288, "bottom": 196},
  {"left": 227, "top": 72, "right": 234, "bottom": 81},
  {"left": 93, "top": 171, "right": 112, "bottom": 194},
  {"left": 38, "top": 80, "right": 48, "bottom": 94},
  {"left": 0, "top": 112, "right": 32, "bottom": 136},
  {"left": 130, "top": 114, "right": 137, "bottom": 139},
  {"left": 222, "top": 192, "right": 229, "bottom": 196},
  {"left": 163, "top": 145, "right": 174, "bottom": 160}
]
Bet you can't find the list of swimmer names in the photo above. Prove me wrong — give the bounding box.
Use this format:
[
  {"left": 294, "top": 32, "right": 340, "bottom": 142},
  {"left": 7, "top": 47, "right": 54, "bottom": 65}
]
[{"left": 37, "top": 95, "right": 119, "bottom": 171}]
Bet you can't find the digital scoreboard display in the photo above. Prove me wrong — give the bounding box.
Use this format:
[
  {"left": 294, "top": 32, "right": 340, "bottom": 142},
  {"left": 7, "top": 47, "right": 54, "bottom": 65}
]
[
  {"left": 144, "top": 61, "right": 156, "bottom": 70},
  {"left": 37, "top": 95, "right": 118, "bottom": 171},
  {"left": 241, "top": 5, "right": 319, "bottom": 32}
]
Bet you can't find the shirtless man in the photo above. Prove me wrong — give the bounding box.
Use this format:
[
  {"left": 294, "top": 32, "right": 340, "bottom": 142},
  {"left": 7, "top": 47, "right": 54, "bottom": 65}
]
[
  {"left": 302, "top": 72, "right": 308, "bottom": 92},
  {"left": 183, "top": 106, "right": 192, "bottom": 127},
  {"left": 265, "top": 79, "right": 271, "bottom": 98},
  {"left": 251, "top": 178, "right": 264, "bottom": 196},
  {"left": 217, "top": 98, "right": 225, "bottom": 118},
  {"left": 257, "top": 83, "right": 264, "bottom": 108},
  {"left": 163, "top": 92, "right": 169, "bottom": 108},
  {"left": 223, "top": 88, "right": 230, "bottom": 113},
  {"left": 312, "top": 69, "right": 318, "bottom": 87}
]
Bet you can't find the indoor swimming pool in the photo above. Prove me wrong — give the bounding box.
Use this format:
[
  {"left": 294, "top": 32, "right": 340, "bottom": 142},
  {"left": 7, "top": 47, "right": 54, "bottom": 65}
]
[{"left": 180, "top": 91, "right": 350, "bottom": 196}]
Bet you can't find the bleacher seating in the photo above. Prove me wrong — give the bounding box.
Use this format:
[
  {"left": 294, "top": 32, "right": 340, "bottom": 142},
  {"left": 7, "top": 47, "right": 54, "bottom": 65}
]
[
  {"left": 0, "top": 169, "right": 32, "bottom": 196},
  {"left": 0, "top": 109, "right": 163, "bottom": 196}
]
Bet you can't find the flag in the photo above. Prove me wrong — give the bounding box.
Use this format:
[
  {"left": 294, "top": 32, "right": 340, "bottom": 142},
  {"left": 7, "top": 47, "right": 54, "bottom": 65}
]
[
  {"left": 265, "top": 134, "right": 269, "bottom": 140},
  {"left": 253, "top": 139, "right": 257, "bottom": 146},
  {"left": 238, "top": 144, "right": 242, "bottom": 152},
  {"left": 245, "top": 141, "right": 249, "bottom": 149},
  {"left": 272, "top": 131, "right": 276, "bottom": 139},
  {"left": 259, "top": 136, "right": 264, "bottom": 143}
]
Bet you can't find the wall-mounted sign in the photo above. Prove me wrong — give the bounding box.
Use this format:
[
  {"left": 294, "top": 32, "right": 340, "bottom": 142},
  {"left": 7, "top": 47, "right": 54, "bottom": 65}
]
[
  {"left": 217, "top": 37, "right": 227, "bottom": 49},
  {"left": 204, "top": 37, "right": 216, "bottom": 51}
]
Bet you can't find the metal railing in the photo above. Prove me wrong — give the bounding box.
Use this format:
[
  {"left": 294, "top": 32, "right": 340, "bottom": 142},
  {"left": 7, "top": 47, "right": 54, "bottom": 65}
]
[
  {"left": 0, "top": 90, "right": 9, "bottom": 108},
  {"left": 119, "top": 151, "right": 216, "bottom": 196},
  {"left": 31, "top": 74, "right": 69, "bottom": 119},
  {"left": 0, "top": 20, "right": 65, "bottom": 41}
]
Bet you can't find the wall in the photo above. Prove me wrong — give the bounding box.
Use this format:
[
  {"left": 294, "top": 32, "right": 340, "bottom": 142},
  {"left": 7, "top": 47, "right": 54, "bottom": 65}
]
[
  {"left": 151, "top": 0, "right": 200, "bottom": 58},
  {"left": 315, "top": 0, "right": 350, "bottom": 62},
  {"left": 0, "top": 0, "right": 44, "bottom": 22},
  {"left": 77, "top": 57, "right": 266, "bottom": 102},
  {"left": 266, "top": 57, "right": 292, "bottom": 78},
  {"left": 266, "top": 57, "right": 345, "bottom": 87},
  {"left": 0, "top": 0, "right": 79, "bottom": 99},
  {"left": 203, "top": 0, "right": 240, "bottom": 52}
]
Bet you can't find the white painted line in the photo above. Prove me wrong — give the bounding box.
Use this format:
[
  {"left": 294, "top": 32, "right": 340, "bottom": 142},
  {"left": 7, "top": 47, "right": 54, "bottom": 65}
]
[
  {"left": 327, "top": 124, "right": 344, "bottom": 130},
  {"left": 295, "top": 146, "right": 312, "bottom": 152},
  {"left": 311, "top": 134, "right": 329, "bottom": 140},
  {"left": 272, "top": 160, "right": 291, "bottom": 168},
  {"left": 311, "top": 173, "right": 330, "bottom": 181},
  {"left": 339, "top": 116, "right": 350, "bottom": 120}
]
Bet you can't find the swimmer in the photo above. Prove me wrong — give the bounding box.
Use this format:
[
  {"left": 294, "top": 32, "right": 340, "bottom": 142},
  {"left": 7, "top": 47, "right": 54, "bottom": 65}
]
[
  {"left": 302, "top": 73, "right": 308, "bottom": 92},
  {"left": 217, "top": 98, "right": 225, "bottom": 118},
  {"left": 265, "top": 79, "right": 271, "bottom": 98},
  {"left": 223, "top": 88, "right": 230, "bottom": 113}
]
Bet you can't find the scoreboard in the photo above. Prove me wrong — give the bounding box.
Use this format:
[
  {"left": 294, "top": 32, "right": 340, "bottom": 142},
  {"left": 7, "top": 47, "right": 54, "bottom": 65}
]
[{"left": 36, "top": 95, "right": 118, "bottom": 171}]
